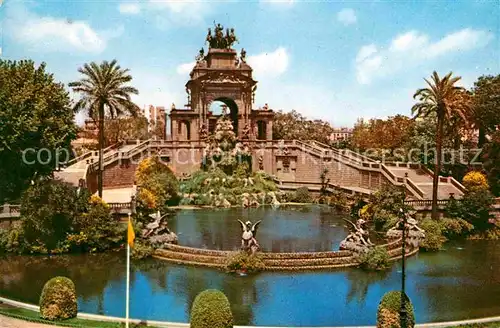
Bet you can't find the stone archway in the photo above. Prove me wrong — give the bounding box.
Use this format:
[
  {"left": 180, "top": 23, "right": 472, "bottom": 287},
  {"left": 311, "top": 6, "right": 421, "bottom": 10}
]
[{"left": 212, "top": 97, "right": 239, "bottom": 135}]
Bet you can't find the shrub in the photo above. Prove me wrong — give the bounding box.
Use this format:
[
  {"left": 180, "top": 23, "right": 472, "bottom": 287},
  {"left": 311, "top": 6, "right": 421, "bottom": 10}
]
[
  {"left": 72, "top": 197, "right": 123, "bottom": 252},
  {"left": 357, "top": 185, "right": 413, "bottom": 232},
  {"left": 459, "top": 189, "right": 495, "bottom": 231},
  {"left": 377, "top": 291, "right": 415, "bottom": 328},
  {"left": 136, "top": 156, "right": 179, "bottom": 208},
  {"left": 21, "top": 179, "right": 82, "bottom": 252},
  {"left": 225, "top": 251, "right": 265, "bottom": 273},
  {"left": 462, "top": 171, "right": 489, "bottom": 191},
  {"left": 0, "top": 225, "right": 26, "bottom": 254},
  {"left": 358, "top": 246, "right": 390, "bottom": 271},
  {"left": 293, "top": 187, "right": 312, "bottom": 203},
  {"left": 131, "top": 241, "right": 154, "bottom": 260},
  {"left": 39, "top": 277, "right": 78, "bottom": 321},
  {"left": 190, "top": 289, "right": 233, "bottom": 328},
  {"left": 137, "top": 188, "right": 157, "bottom": 210},
  {"left": 441, "top": 217, "right": 474, "bottom": 239},
  {"left": 419, "top": 218, "right": 447, "bottom": 252}
]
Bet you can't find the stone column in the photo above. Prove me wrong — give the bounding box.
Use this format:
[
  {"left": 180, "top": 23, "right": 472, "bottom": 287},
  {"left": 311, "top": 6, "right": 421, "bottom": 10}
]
[{"left": 266, "top": 119, "right": 273, "bottom": 140}]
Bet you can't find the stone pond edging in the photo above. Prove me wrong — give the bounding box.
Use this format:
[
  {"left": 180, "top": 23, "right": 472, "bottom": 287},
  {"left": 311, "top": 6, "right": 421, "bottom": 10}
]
[
  {"left": 1, "top": 296, "right": 500, "bottom": 328},
  {"left": 152, "top": 238, "right": 419, "bottom": 271}
]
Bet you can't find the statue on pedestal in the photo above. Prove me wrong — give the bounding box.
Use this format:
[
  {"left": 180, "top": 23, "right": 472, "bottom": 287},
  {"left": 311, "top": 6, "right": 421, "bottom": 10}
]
[
  {"left": 242, "top": 123, "right": 250, "bottom": 140},
  {"left": 196, "top": 47, "right": 205, "bottom": 62},
  {"left": 240, "top": 48, "right": 247, "bottom": 63},
  {"left": 386, "top": 210, "right": 426, "bottom": 248},
  {"left": 142, "top": 211, "right": 178, "bottom": 248},
  {"left": 339, "top": 218, "right": 374, "bottom": 254},
  {"left": 238, "top": 219, "right": 261, "bottom": 255},
  {"left": 199, "top": 123, "right": 208, "bottom": 141},
  {"left": 206, "top": 28, "right": 212, "bottom": 46},
  {"left": 258, "top": 155, "right": 264, "bottom": 170}
]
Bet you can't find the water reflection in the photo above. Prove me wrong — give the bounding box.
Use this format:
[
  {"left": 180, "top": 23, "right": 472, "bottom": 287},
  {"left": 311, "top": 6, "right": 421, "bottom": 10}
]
[
  {"left": 0, "top": 209, "right": 499, "bottom": 326},
  {"left": 169, "top": 205, "right": 349, "bottom": 252},
  {"left": 0, "top": 252, "right": 125, "bottom": 305},
  {"left": 345, "top": 269, "right": 390, "bottom": 305}
]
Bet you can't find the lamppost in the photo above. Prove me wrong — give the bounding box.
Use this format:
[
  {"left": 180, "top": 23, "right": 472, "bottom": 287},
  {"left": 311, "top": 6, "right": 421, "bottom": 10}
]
[{"left": 399, "top": 207, "right": 407, "bottom": 328}]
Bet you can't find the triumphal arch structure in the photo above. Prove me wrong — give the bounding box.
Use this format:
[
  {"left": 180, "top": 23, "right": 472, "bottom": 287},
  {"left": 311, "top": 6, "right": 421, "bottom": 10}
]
[
  {"left": 169, "top": 24, "right": 273, "bottom": 142},
  {"left": 72, "top": 23, "right": 458, "bottom": 202}
]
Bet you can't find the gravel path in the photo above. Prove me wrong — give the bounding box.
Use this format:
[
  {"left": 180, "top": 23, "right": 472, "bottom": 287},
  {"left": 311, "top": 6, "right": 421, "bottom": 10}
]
[{"left": 0, "top": 315, "right": 55, "bottom": 328}]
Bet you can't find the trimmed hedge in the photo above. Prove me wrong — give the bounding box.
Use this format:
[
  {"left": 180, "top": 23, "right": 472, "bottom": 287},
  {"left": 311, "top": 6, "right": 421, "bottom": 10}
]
[
  {"left": 377, "top": 291, "right": 415, "bottom": 328},
  {"left": 190, "top": 289, "right": 233, "bottom": 328},
  {"left": 358, "top": 246, "right": 390, "bottom": 271},
  {"left": 225, "top": 251, "right": 265, "bottom": 273},
  {"left": 39, "top": 276, "right": 78, "bottom": 321}
]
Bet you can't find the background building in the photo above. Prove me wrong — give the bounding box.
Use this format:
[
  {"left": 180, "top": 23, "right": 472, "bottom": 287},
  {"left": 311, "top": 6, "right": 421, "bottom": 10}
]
[{"left": 329, "top": 127, "right": 353, "bottom": 142}]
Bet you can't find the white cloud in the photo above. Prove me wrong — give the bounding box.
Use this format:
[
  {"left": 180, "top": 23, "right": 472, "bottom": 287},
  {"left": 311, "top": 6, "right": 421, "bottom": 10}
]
[
  {"left": 129, "top": 69, "right": 185, "bottom": 109},
  {"left": 356, "top": 44, "right": 377, "bottom": 63},
  {"left": 176, "top": 61, "right": 196, "bottom": 75},
  {"left": 247, "top": 47, "right": 289, "bottom": 79},
  {"left": 147, "top": 0, "right": 210, "bottom": 27},
  {"left": 389, "top": 31, "right": 428, "bottom": 52},
  {"left": 6, "top": 2, "right": 120, "bottom": 54},
  {"left": 260, "top": 0, "right": 295, "bottom": 5},
  {"left": 426, "top": 28, "right": 493, "bottom": 57},
  {"left": 175, "top": 48, "right": 289, "bottom": 79},
  {"left": 355, "top": 28, "right": 494, "bottom": 85},
  {"left": 118, "top": 3, "right": 141, "bottom": 15},
  {"left": 337, "top": 8, "right": 357, "bottom": 26}
]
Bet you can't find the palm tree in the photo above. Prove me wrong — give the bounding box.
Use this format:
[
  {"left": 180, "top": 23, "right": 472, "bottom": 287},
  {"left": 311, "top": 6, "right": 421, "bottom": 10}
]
[
  {"left": 69, "top": 60, "right": 140, "bottom": 198},
  {"left": 411, "top": 71, "right": 469, "bottom": 219}
]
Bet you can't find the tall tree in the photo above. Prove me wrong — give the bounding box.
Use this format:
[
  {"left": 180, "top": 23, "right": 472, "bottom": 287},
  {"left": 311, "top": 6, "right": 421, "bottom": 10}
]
[
  {"left": 482, "top": 131, "right": 500, "bottom": 196},
  {"left": 104, "top": 115, "right": 150, "bottom": 146},
  {"left": 471, "top": 75, "right": 500, "bottom": 147},
  {"left": 0, "top": 60, "right": 77, "bottom": 202},
  {"left": 411, "top": 71, "right": 470, "bottom": 219},
  {"left": 69, "top": 60, "right": 140, "bottom": 197},
  {"left": 272, "top": 110, "right": 335, "bottom": 144}
]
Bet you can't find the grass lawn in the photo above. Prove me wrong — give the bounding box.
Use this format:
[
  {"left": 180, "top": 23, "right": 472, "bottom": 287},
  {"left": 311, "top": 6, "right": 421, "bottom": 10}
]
[
  {"left": 0, "top": 305, "right": 153, "bottom": 327},
  {"left": 450, "top": 324, "right": 500, "bottom": 328}
]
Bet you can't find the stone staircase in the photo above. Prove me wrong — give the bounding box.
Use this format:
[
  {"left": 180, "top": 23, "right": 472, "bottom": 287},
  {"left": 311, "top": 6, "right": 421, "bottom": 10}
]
[
  {"left": 302, "top": 141, "right": 465, "bottom": 200},
  {"left": 385, "top": 164, "right": 465, "bottom": 200},
  {"left": 54, "top": 138, "right": 465, "bottom": 201},
  {"left": 54, "top": 140, "right": 151, "bottom": 187}
]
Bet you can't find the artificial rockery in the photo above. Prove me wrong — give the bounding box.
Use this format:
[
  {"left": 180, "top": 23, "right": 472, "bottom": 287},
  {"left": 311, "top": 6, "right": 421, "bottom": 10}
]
[{"left": 179, "top": 114, "right": 282, "bottom": 208}]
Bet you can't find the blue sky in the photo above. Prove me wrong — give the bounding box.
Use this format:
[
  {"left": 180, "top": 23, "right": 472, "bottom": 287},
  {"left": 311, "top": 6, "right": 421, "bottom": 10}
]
[{"left": 0, "top": 0, "right": 498, "bottom": 126}]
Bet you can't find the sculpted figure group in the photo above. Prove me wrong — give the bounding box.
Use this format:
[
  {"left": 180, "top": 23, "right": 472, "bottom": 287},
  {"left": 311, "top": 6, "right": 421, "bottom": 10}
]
[
  {"left": 339, "top": 218, "right": 374, "bottom": 254},
  {"left": 386, "top": 209, "right": 426, "bottom": 248},
  {"left": 238, "top": 219, "right": 261, "bottom": 255},
  {"left": 206, "top": 23, "right": 238, "bottom": 49}
]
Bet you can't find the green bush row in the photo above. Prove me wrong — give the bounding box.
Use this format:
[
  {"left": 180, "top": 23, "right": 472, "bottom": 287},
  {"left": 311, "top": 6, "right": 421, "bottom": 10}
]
[{"left": 190, "top": 288, "right": 417, "bottom": 328}]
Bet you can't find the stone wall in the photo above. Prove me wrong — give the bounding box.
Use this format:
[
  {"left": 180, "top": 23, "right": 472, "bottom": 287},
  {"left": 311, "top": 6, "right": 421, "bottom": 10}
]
[
  {"left": 95, "top": 139, "right": 397, "bottom": 193},
  {"left": 103, "top": 159, "right": 138, "bottom": 189}
]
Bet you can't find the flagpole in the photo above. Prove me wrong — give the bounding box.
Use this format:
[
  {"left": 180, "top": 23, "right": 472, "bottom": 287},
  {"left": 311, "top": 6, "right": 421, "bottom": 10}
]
[{"left": 126, "top": 214, "right": 131, "bottom": 328}]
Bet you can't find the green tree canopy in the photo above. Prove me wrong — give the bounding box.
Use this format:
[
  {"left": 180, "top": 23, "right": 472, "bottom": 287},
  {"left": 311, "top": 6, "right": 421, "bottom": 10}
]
[
  {"left": 69, "top": 60, "right": 140, "bottom": 197},
  {"left": 272, "top": 110, "right": 335, "bottom": 144},
  {"left": 0, "top": 60, "right": 77, "bottom": 202},
  {"left": 471, "top": 74, "right": 500, "bottom": 146},
  {"left": 411, "top": 71, "right": 471, "bottom": 219}
]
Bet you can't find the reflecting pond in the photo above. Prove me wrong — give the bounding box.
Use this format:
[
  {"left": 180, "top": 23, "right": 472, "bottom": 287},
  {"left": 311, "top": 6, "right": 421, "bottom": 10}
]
[
  {"left": 168, "top": 206, "right": 353, "bottom": 252},
  {"left": 0, "top": 207, "right": 499, "bottom": 326}
]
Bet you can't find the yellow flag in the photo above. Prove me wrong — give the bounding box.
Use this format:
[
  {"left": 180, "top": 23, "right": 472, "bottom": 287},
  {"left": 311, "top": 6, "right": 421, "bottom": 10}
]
[{"left": 127, "top": 217, "right": 135, "bottom": 248}]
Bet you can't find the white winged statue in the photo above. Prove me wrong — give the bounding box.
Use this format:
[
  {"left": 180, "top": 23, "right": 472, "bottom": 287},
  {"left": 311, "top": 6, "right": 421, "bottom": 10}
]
[{"left": 238, "top": 219, "right": 262, "bottom": 255}]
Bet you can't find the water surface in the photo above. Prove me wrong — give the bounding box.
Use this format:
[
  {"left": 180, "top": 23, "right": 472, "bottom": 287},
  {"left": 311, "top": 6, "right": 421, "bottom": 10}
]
[{"left": 0, "top": 207, "right": 498, "bottom": 326}]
